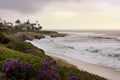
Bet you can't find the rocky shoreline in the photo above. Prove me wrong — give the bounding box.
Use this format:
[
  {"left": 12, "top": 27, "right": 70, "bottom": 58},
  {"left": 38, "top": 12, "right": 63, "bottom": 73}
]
[{"left": 2, "top": 30, "right": 67, "bottom": 41}]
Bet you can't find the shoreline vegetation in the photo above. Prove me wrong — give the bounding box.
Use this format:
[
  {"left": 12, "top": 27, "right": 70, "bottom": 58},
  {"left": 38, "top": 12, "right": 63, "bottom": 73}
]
[{"left": 0, "top": 19, "right": 106, "bottom": 80}]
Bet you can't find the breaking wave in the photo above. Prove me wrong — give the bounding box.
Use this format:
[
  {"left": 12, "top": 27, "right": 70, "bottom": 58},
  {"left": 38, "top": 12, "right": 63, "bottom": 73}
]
[{"left": 27, "top": 32, "right": 120, "bottom": 70}]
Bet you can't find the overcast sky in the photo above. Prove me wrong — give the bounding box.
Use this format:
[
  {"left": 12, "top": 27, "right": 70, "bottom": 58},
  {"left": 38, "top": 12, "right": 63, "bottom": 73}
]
[{"left": 0, "top": 0, "right": 120, "bottom": 30}]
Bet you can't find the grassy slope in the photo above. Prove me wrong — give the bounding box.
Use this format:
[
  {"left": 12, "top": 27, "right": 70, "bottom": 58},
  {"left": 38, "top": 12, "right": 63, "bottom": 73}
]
[
  {"left": 0, "top": 47, "right": 44, "bottom": 69},
  {"left": 7, "top": 41, "right": 45, "bottom": 57},
  {"left": 0, "top": 31, "right": 107, "bottom": 80},
  {"left": 0, "top": 47, "right": 106, "bottom": 80}
]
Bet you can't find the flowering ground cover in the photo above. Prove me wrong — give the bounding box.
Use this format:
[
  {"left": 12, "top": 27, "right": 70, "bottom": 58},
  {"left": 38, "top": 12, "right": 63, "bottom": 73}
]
[
  {"left": 0, "top": 47, "right": 106, "bottom": 80},
  {"left": 0, "top": 33, "right": 107, "bottom": 80}
]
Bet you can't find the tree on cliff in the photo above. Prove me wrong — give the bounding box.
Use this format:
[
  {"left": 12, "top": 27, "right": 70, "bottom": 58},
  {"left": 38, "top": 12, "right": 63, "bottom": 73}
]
[
  {"left": 38, "top": 24, "right": 42, "bottom": 30},
  {"left": 26, "top": 19, "right": 31, "bottom": 30},
  {"left": 26, "top": 19, "right": 30, "bottom": 25},
  {"left": 15, "top": 19, "right": 21, "bottom": 29},
  {"left": 15, "top": 19, "right": 21, "bottom": 25}
]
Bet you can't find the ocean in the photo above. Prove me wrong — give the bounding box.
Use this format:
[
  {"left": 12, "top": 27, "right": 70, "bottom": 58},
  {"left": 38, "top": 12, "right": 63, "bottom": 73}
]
[{"left": 27, "top": 30, "right": 120, "bottom": 70}]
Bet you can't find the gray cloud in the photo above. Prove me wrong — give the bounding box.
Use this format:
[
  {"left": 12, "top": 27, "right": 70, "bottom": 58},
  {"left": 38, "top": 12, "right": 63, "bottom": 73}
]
[
  {"left": 0, "top": 0, "right": 54, "bottom": 13},
  {"left": 0, "top": 0, "right": 119, "bottom": 14},
  {"left": 0, "top": 0, "right": 72, "bottom": 13}
]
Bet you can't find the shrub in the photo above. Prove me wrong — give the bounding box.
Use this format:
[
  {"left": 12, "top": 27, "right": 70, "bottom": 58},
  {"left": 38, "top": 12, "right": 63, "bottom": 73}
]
[
  {"left": 40, "top": 60, "right": 59, "bottom": 70},
  {"left": 2, "top": 58, "right": 35, "bottom": 80},
  {"left": 0, "top": 47, "right": 43, "bottom": 70},
  {"left": 7, "top": 41, "right": 45, "bottom": 57},
  {"left": 69, "top": 73, "right": 80, "bottom": 80},
  {"left": 0, "top": 33, "right": 10, "bottom": 44},
  {"left": 2, "top": 59, "right": 61, "bottom": 80},
  {"left": 7, "top": 41, "right": 34, "bottom": 52},
  {"left": 36, "top": 69, "right": 61, "bottom": 80},
  {"left": 36, "top": 60, "right": 61, "bottom": 80}
]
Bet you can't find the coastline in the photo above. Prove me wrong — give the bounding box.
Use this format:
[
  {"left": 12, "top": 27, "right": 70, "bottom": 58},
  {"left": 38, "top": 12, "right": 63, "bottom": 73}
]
[
  {"left": 23, "top": 30, "right": 120, "bottom": 80},
  {"left": 47, "top": 53, "right": 120, "bottom": 80},
  {"left": 1, "top": 30, "right": 119, "bottom": 80}
]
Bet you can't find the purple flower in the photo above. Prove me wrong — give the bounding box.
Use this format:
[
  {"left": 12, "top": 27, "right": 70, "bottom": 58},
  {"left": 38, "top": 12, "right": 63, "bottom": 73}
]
[
  {"left": 22, "top": 62, "right": 34, "bottom": 69},
  {"left": 69, "top": 73, "right": 80, "bottom": 80},
  {"left": 2, "top": 58, "right": 35, "bottom": 80},
  {"left": 36, "top": 69, "right": 61, "bottom": 80},
  {"left": 2, "top": 59, "right": 15, "bottom": 73},
  {"left": 36, "top": 60, "right": 61, "bottom": 80},
  {"left": 40, "top": 60, "right": 59, "bottom": 70},
  {"left": 41, "top": 60, "right": 51, "bottom": 67}
]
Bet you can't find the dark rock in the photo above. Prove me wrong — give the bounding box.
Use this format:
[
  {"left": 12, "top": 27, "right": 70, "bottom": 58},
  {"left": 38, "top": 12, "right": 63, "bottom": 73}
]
[
  {"left": 22, "top": 34, "right": 34, "bottom": 41},
  {"left": 34, "top": 35, "right": 45, "bottom": 39},
  {"left": 50, "top": 33, "right": 67, "bottom": 38}
]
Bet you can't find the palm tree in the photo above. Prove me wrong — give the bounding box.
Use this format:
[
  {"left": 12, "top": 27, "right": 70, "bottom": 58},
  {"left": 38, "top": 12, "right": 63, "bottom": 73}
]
[
  {"left": 15, "top": 19, "right": 21, "bottom": 29},
  {"left": 15, "top": 19, "right": 21, "bottom": 25},
  {"left": 26, "top": 19, "right": 30, "bottom": 24},
  {"left": 37, "top": 21, "right": 43, "bottom": 30},
  {"left": 3, "top": 20, "right": 6, "bottom": 24},
  {"left": 38, "top": 24, "right": 42, "bottom": 30},
  {"left": 0, "top": 18, "right": 2, "bottom": 23},
  {"left": 0, "top": 18, "right": 3, "bottom": 27},
  {"left": 38, "top": 24, "right": 40, "bottom": 27},
  {"left": 36, "top": 20, "right": 39, "bottom": 24},
  {"left": 26, "top": 19, "right": 31, "bottom": 30}
]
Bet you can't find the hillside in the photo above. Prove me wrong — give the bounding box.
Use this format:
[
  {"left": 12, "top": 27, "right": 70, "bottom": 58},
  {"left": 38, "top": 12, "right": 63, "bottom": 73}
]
[{"left": 0, "top": 31, "right": 106, "bottom": 80}]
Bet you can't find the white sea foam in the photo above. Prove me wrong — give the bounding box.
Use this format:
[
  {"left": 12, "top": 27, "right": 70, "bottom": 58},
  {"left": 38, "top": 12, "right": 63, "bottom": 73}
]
[{"left": 27, "top": 32, "right": 120, "bottom": 70}]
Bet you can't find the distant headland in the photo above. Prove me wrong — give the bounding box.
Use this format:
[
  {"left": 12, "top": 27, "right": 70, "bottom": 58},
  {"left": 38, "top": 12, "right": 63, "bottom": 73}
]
[{"left": 0, "top": 18, "right": 66, "bottom": 41}]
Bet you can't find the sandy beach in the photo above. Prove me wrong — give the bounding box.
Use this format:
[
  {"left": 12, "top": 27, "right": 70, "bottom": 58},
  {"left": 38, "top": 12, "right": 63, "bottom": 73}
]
[
  {"left": 29, "top": 30, "right": 120, "bottom": 80},
  {"left": 47, "top": 53, "right": 120, "bottom": 80}
]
